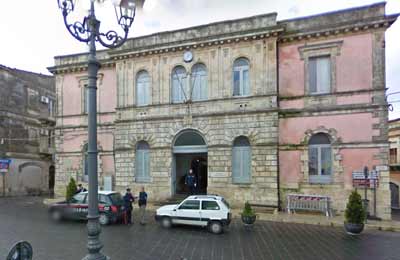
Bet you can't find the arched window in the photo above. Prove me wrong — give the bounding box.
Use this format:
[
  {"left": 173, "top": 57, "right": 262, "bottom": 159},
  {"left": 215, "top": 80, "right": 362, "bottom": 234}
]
[
  {"left": 233, "top": 58, "right": 250, "bottom": 96},
  {"left": 172, "top": 66, "right": 187, "bottom": 103},
  {"left": 83, "top": 144, "right": 88, "bottom": 182},
  {"left": 308, "top": 133, "right": 332, "bottom": 183},
  {"left": 232, "top": 136, "right": 251, "bottom": 183},
  {"left": 136, "top": 70, "right": 150, "bottom": 106},
  {"left": 191, "top": 64, "right": 207, "bottom": 101},
  {"left": 136, "top": 141, "right": 150, "bottom": 182}
]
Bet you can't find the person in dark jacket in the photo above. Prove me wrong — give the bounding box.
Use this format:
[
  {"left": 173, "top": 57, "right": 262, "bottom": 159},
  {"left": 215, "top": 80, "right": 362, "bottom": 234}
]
[
  {"left": 76, "top": 184, "right": 87, "bottom": 194},
  {"left": 185, "top": 169, "right": 197, "bottom": 195},
  {"left": 138, "top": 186, "right": 148, "bottom": 225},
  {"left": 123, "top": 188, "right": 135, "bottom": 224}
]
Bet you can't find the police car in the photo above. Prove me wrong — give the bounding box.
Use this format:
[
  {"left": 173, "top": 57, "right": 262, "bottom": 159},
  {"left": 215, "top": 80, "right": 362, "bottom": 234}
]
[
  {"left": 48, "top": 191, "right": 125, "bottom": 225},
  {"left": 155, "top": 195, "right": 232, "bottom": 234}
]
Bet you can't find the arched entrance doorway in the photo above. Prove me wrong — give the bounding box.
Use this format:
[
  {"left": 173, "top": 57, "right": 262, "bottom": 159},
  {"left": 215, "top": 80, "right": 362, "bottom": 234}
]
[{"left": 172, "top": 130, "right": 208, "bottom": 195}]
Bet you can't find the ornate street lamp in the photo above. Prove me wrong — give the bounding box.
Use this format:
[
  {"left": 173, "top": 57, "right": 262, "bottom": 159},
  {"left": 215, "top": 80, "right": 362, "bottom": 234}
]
[{"left": 57, "top": 1, "right": 137, "bottom": 259}]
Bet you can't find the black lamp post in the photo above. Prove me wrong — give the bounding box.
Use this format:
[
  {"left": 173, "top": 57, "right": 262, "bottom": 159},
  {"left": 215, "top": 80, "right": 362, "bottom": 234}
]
[{"left": 57, "top": 1, "right": 136, "bottom": 259}]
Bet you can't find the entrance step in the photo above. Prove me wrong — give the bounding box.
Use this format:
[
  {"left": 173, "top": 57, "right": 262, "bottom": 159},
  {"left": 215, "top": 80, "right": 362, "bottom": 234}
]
[{"left": 153, "top": 194, "right": 188, "bottom": 207}]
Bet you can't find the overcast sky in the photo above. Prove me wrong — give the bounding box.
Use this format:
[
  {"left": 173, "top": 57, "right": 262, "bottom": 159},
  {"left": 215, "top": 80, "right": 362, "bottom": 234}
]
[{"left": 0, "top": 0, "right": 399, "bottom": 118}]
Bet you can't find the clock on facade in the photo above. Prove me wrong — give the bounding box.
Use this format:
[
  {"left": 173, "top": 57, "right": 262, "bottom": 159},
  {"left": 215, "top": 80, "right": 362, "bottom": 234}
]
[{"left": 183, "top": 50, "right": 193, "bottom": 63}]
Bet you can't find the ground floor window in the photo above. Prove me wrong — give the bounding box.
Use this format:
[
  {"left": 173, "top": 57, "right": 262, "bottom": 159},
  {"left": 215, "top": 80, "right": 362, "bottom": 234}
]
[
  {"left": 308, "top": 133, "right": 332, "bottom": 184},
  {"left": 232, "top": 136, "right": 251, "bottom": 183}
]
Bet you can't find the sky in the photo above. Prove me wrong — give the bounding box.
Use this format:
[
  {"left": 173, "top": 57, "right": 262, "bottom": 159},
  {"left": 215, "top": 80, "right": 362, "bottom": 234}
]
[{"left": 0, "top": 0, "right": 399, "bottom": 118}]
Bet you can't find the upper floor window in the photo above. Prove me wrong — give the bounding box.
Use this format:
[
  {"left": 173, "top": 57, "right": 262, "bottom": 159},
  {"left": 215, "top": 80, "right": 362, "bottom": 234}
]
[
  {"left": 136, "top": 141, "right": 150, "bottom": 183},
  {"left": 191, "top": 64, "right": 207, "bottom": 101},
  {"left": 233, "top": 58, "right": 250, "bottom": 97},
  {"left": 232, "top": 136, "right": 251, "bottom": 184},
  {"left": 136, "top": 70, "right": 150, "bottom": 106},
  {"left": 172, "top": 66, "right": 188, "bottom": 103},
  {"left": 308, "top": 133, "right": 332, "bottom": 184},
  {"left": 309, "top": 56, "right": 331, "bottom": 94},
  {"left": 390, "top": 148, "right": 398, "bottom": 165}
]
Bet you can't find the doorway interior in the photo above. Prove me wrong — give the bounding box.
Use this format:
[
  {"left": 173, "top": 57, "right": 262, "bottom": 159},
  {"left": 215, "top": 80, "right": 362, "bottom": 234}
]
[{"left": 175, "top": 154, "right": 207, "bottom": 194}]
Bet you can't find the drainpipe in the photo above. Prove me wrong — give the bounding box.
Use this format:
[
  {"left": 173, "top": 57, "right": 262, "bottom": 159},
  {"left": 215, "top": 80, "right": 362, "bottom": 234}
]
[{"left": 276, "top": 39, "right": 282, "bottom": 211}]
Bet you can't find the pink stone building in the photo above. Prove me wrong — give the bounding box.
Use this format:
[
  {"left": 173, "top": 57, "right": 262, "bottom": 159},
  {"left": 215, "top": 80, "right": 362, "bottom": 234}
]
[{"left": 49, "top": 2, "right": 398, "bottom": 219}]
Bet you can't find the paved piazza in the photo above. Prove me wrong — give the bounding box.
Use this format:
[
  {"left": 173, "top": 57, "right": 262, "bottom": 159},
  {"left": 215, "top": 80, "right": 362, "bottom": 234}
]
[{"left": 0, "top": 197, "right": 399, "bottom": 260}]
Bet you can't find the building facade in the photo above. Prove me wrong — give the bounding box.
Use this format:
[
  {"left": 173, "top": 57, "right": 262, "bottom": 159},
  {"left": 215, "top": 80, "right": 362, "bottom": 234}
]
[
  {"left": 49, "top": 3, "right": 398, "bottom": 219},
  {"left": 389, "top": 118, "right": 400, "bottom": 209},
  {"left": 0, "top": 65, "right": 55, "bottom": 196}
]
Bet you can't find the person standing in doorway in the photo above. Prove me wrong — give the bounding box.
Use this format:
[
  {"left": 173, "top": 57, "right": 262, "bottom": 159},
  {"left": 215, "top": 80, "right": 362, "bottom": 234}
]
[
  {"left": 185, "top": 169, "right": 197, "bottom": 195},
  {"left": 123, "top": 188, "right": 135, "bottom": 225},
  {"left": 138, "top": 186, "right": 148, "bottom": 225}
]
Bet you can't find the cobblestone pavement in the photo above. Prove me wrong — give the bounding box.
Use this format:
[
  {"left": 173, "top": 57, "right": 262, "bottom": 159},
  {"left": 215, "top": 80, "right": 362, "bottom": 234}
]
[{"left": 0, "top": 196, "right": 400, "bottom": 260}]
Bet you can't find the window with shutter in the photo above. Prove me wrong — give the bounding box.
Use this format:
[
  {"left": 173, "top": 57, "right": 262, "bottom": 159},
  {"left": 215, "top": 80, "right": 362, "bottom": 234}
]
[
  {"left": 172, "top": 66, "right": 187, "bottom": 103},
  {"left": 136, "top": 141, "right": 150, "bottom": 182},
  {"left": 308, "top": 133, "right": 332, "bottom": 184},
  {"left": 191, "top": 64, "right": 207, "bottom": 101},
  {"left": 309, "top": 56, "right": 331, "bottom": 94},
  {"left": 232, "top": 136, "right": 251, "bottom": 184},
  {"left": 136, "top": 71, "right": 150, "bottom": 106},
  {"left": 233, "top": 58, "right": 250, "bottom": 96}
]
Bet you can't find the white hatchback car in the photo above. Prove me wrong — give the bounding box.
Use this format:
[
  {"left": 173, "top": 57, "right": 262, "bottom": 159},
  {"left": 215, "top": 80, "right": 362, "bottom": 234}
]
[{"left": 155, "top": 195, "right": 232, "bottom": 234}]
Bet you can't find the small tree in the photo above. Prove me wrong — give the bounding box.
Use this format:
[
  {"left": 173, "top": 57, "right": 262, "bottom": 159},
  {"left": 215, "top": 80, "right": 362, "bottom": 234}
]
[
  {"left": 66, "top": 177, "right": 77, "bottom": 201},
  {"left": 345, "top": 190, "right": 366, "bottom": 224},
  {"left": 242, "top": 201, "right": 255, "bottom": 217}
]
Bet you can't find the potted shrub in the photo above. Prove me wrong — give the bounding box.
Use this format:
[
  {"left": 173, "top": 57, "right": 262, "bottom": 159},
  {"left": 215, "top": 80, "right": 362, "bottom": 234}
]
[
  {"left": 344, "top": 190, "right": 366, "bottom": 235},
  {"left": 241, "top": 201, "right": 256, "bottom": 225},
  {"left": 66, "top": 177, "right": 77, "bottom": 201}
]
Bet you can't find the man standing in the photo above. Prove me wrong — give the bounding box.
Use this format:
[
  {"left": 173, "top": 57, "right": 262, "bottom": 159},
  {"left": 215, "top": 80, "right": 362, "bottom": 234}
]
[
  {"left": 185, "top": 169, "right": 197, "bottom": 195},
  {"left": 123, "top": 188, "right": 135, "bottom": 225},
  {"left": 138, "top": 186, "right": 148, "bottom": 225}
]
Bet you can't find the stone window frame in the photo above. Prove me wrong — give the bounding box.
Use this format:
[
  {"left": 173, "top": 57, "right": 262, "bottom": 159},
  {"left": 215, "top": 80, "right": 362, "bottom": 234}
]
[
  {"left": 77, "top": 74, "right": 104, "bottom": 115},
  {"left": 301, "top": 127, "right": 343, "bottom": 185},
  {"left": 298, "top": 41, "right": 343, "bottom": 96}
]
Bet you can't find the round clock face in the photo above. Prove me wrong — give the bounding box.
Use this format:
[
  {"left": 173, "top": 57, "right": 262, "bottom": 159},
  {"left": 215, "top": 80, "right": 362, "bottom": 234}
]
[{"left": 183, "top": 51, "right": 193, "bottom": 63}]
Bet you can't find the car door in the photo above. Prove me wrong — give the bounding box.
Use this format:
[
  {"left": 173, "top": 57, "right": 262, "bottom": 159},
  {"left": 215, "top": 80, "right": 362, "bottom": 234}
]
[
  {"left": 173, "top": 200, "right": 201, "bottom": 226},
  {"left": 200, "top": 200, "right": 220, "bottom": 226},
  {"left": 66, "top": 193, "right": 87, "bottom": 220}
]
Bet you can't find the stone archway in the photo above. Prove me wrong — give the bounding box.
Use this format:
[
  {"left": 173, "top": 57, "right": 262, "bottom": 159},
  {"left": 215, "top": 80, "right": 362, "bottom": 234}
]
[{"left": 172, "top": 129, "right": 208, "bottom": 195}]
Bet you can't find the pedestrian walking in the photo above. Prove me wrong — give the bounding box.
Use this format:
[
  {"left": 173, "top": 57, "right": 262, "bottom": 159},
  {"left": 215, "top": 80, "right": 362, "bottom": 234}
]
[
  {"left": 123, "top": 188, "right": 135, "bottom": 225},
  {"left": 185, "top": 169, "right": 197, "bottom": 195},
  {"left": 138, "top": 186, "right": 148, "bottom": 225}
]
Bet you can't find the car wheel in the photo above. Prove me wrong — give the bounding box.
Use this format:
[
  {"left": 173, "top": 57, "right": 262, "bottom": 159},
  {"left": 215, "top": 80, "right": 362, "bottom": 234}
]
[
  {"left": 209, "top": 221, "right": 223, "bottom": 234},
  {"left": 161, "top": 216, "right": 172, "bottom": 228},
  {"left": 50, "top": 210, "right": 62, "bottom": 222},
  {"left": 99, "top": 213, "right": 110, "bottom": 225}
]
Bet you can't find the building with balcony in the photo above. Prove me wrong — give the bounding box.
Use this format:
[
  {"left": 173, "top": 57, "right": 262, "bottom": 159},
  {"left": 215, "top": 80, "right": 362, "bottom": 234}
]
[
  {"left": 0, "top": 65, "right": 56, "bottom": 196},
  {"left": 49, "top": 2, "right": 398, "bottom": 219}
]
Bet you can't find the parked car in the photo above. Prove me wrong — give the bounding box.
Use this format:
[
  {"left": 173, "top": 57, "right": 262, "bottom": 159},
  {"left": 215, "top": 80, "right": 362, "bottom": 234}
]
[
  {"left": 48, "top": 191, "right": 125, "bottom": 225},
  {"left": 155, "top": 195, "right": 232, "bottom": 234}
]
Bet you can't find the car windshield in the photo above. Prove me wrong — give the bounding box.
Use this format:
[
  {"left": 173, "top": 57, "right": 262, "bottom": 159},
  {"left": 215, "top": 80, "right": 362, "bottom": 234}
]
[
  {"left": 109, "top": 193, "right": 124, "bottom": 205},
  {"left": 221, "top": 198, "right": 230, "bottom": 209}
]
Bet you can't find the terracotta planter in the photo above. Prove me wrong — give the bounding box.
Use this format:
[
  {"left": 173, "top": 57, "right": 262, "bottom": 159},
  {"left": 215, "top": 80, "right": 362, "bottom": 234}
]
[
  {"left": 241, "top": 214, "right": 256, "bottom": 225},
  {"left": 344, "top": 222, "right": 364, "bottom": 235}
]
